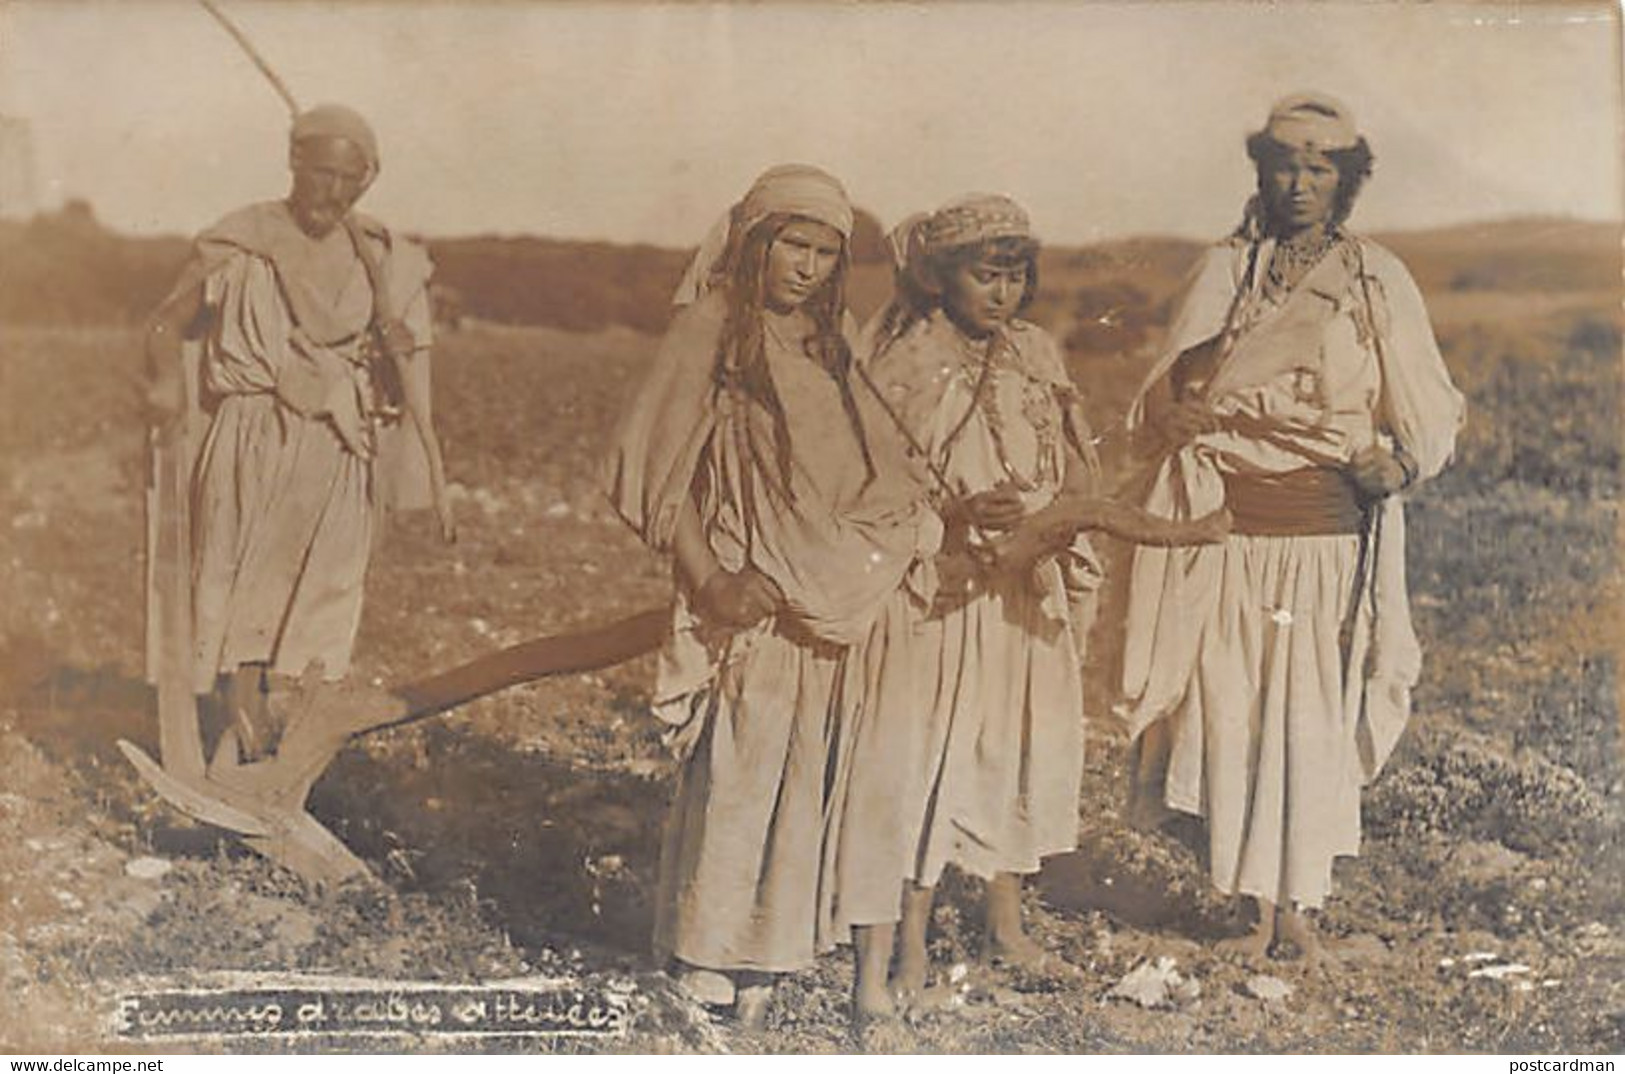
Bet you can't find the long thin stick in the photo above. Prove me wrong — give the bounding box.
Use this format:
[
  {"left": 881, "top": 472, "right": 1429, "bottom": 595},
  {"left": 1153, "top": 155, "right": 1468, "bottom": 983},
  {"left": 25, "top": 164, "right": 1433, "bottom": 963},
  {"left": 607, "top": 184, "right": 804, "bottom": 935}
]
[
  {"left": 198, "top": 0, "right": 299, "bottom": 117},
  {"left": 342, "top": 218, "right": 458, "bottom": 543}
]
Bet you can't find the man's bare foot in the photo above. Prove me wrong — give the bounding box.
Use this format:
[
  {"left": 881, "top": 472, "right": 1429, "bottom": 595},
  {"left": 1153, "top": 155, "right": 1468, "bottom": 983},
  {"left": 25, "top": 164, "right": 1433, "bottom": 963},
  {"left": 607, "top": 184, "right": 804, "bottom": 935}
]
[
  {"left": 208, "top": 727, "right": 242, "bottom": 775},
  {"left": 225, "top": 664, "right": 274, "bottom": 762}
]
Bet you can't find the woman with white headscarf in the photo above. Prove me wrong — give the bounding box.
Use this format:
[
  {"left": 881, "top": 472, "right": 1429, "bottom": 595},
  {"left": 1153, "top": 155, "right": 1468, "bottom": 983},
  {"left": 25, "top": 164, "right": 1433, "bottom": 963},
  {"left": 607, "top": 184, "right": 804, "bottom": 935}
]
[
  {"left": 604, "top": 165, "right": 940, "bottom": 1023},
  {"left": 1121, "top": 94, "right": 1465, "bottom": 960}
]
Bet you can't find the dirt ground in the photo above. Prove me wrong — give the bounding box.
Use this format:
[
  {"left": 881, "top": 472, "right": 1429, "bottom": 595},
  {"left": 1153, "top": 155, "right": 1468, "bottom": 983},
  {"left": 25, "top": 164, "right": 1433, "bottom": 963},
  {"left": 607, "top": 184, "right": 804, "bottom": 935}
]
[{"left": 0, "top": 278, "right": 1620, "bottom": 1053}]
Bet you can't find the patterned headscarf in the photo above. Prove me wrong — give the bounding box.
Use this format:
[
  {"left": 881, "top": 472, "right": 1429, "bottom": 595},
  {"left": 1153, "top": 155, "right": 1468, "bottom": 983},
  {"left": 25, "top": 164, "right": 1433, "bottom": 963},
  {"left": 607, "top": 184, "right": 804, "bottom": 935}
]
[
  {"left": 885, "top": 193, "right": 1035, "bottom": 289},
  {"left": 672, "top": 164, "right": 854, "bottom": 306}
]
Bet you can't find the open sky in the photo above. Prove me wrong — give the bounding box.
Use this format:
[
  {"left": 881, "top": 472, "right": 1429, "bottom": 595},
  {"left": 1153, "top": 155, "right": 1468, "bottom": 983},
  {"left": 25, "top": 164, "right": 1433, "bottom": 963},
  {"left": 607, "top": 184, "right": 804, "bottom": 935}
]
[{"left": 2, "top": 1, "right": 1620, "bottom": 245}]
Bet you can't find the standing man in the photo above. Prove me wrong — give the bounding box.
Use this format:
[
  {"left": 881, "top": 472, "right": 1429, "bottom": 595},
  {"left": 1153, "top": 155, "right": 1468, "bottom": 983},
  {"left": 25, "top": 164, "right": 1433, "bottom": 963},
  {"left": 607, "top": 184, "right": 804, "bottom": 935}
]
[{"left": 144, "top": 103, "right": 451, "bottom": 765}]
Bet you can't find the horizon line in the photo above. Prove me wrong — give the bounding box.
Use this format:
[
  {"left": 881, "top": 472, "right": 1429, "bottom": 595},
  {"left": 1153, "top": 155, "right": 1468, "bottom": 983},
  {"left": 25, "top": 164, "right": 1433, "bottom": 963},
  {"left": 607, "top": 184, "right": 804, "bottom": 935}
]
[{"left": 5, "top": 204, "right": 1621, "bottom": 252}]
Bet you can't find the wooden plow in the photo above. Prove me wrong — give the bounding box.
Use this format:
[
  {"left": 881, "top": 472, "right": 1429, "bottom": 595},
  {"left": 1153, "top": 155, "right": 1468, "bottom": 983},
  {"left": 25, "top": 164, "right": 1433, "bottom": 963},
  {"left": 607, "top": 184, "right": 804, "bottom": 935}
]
[{"left": 118, "top": 607, "right": 669, "bottom": 885}]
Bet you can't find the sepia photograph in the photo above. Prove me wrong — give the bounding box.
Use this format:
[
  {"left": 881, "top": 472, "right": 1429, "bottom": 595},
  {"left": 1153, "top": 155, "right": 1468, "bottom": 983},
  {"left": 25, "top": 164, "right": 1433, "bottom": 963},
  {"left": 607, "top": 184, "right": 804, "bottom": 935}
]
[{"left": 0, "top": 0, "right": 1621, "bottom": 1056}]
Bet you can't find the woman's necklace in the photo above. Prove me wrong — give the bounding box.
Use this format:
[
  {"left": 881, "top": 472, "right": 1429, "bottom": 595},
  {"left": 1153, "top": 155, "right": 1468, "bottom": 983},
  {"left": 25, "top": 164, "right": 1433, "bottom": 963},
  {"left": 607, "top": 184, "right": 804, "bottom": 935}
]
[
  {"left": 1264, "top": 226, "right": 1340, "bottom": 300},
  {"left": 937, "top": 329, "right": 995, "bottom": 461},
  {"left": 965, "top": 330, "right": 1059, "bottom": 493}
]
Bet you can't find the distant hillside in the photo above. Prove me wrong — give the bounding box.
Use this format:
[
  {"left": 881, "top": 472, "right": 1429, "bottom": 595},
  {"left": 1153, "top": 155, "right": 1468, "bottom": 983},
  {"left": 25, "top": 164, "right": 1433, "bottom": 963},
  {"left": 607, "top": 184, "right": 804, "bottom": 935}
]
[
  {"left": 1046, "top": 219, "right": 1623, "bottom": 299},
  {"left": 0, "top": 202, "right": 1615, "bottom": 339},
  {"left": 1375, "top": 217, "right": 1622, "bottom": 296},
  {"left": 0, "top": 202, "right": 191, "bottom": 326},
  {"left": 0, "top": 201, "right": 889, "bottom": 334},
  {"left": 1034, "top": 219, "right": 1620, "bottom": 358},
  {"left": 427, "top": 236, "right": 690, "bottom": 335}
]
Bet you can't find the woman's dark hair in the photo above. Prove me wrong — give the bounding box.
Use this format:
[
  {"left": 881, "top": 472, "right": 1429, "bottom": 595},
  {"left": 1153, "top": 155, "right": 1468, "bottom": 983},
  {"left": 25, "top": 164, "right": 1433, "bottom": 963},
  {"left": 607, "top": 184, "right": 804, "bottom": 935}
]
[
  {"left": 714, "top": 212, "right": 873, "bottom": 499},
  {"left": 1245, "top": 131, "right": 1375, "bottom": 232},
  {"left": 874, "top": 235, "right": 1041, "bottom": 359}
]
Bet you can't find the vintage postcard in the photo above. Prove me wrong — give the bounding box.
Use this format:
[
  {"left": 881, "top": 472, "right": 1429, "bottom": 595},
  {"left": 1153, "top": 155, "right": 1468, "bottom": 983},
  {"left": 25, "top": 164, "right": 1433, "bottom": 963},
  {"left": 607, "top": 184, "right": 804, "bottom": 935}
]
[{"left": 0, "top": 0, "right": 1620, "bottom": 1057}]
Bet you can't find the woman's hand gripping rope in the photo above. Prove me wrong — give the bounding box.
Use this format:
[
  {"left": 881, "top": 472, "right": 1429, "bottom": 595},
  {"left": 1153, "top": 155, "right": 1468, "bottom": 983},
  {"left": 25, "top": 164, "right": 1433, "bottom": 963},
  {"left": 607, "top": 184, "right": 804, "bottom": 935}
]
[
  {"left": 944, "top": 480, "right": 1027, "bottom": 532},
  {"left": 1348, "top": 443, "right": 1413, "bottom": 499},
  {"left": 672, "top": 499, "right": 784, "bottom": 633}
]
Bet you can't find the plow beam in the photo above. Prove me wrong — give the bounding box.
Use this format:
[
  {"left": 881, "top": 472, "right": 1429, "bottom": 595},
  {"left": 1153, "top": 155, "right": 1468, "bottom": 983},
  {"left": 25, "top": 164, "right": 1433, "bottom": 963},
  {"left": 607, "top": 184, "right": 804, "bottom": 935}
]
[{"left": 119, "top": 605, "right": 670, "bottom": 884}]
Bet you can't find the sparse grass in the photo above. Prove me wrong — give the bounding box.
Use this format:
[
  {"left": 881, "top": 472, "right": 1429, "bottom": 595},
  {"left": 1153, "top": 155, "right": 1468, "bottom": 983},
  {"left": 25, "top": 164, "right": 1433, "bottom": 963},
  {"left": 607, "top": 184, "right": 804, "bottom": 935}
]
[{"left": 0, "top": 247, "right": 1620, "bottom": 1052}]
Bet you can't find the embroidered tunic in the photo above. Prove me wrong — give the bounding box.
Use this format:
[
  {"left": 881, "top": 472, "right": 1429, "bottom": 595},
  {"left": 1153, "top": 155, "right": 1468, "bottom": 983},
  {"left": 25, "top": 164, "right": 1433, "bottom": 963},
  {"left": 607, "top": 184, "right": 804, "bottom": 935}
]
[{"left": 824, "top": 313, "right": 1101, "bottom": 933}]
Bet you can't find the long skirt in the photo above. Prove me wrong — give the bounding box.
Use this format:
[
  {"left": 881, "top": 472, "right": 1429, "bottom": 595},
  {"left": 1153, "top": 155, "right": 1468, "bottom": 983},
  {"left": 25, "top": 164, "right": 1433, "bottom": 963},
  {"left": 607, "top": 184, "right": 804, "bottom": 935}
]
[
  {"left": 820, "top": 589, "right": 947, "bottom": 934},
  {"left": 1136, "top": 533, "right": 1365, "bottom": 909},
  {"left": 654, "top": 625, "right": 842, "bottom": 973},
  {"left": 823, "top": 568, "right": 1087, "bottom": 936}
]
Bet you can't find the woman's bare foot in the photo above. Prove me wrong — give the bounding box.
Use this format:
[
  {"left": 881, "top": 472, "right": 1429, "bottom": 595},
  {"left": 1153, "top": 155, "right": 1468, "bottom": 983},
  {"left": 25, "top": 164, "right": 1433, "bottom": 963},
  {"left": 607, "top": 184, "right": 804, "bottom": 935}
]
[
  {"left": 984, "top": 873, "right": 1036, "bottom": 965},
  {"left": 854, "top": 983, "right": 897, "bottom": 1023},
  {"left": 734, "top": 983, "right": 773, "bottom": 1030},
  {"left": 889, "top": 963, "right": 927, "bottom": 1011},
  {"left": 985, "top": 928, "right": 1049, "bottom": 969},
  {"left": 1215, "top": 925, "right": 1274, "bottom": 962},
  {"left": 853, "top": 922, "right": 899, "bottom": 1023},
  {"left": 1216, "top": 896, "right": 1276, "bottom": 961},
  {"left": 852, "top": 1007, "right": 914, "bottom": 1052},
  {"left": 673, "top": 965, "right": 734, "bottom": 1007},
  {"left": 983, "top": 872, "right": 1076, "bottom": 976},
  {"left": 851, "top": 935, "right": 912, "bottom": 1053},
  {"left": 1274, "top": 906, "right": 1335, "bottom": 968},
  {"left": 890, "top": 884, "right": 934, "bottom": 1008}
]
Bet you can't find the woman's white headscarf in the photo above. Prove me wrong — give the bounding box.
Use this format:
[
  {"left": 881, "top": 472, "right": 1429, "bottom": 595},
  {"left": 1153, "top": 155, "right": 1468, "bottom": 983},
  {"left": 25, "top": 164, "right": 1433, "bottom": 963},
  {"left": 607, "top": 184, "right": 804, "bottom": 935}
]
[{"left": 671, "top": 164, "right": 854, "bottom": 306}]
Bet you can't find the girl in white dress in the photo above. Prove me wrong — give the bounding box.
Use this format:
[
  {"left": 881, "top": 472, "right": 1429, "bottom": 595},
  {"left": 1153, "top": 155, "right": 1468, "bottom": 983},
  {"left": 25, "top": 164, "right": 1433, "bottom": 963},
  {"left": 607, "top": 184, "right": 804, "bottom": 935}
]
[{"left": 827, "top": 195, "right": 1103, "bottom": 1017}]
